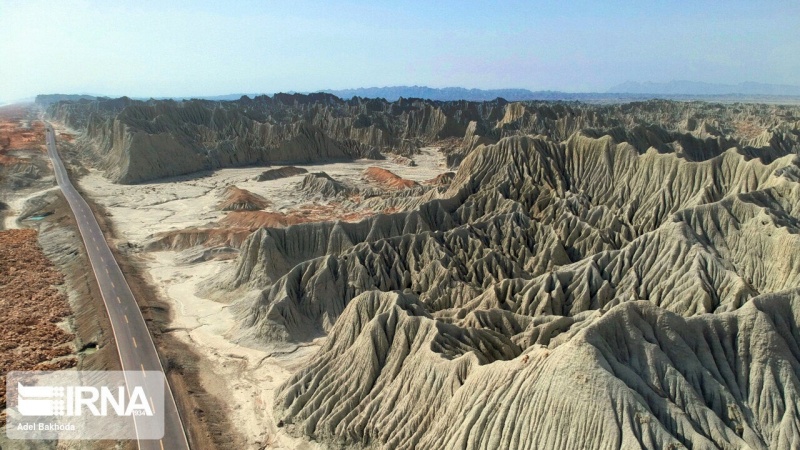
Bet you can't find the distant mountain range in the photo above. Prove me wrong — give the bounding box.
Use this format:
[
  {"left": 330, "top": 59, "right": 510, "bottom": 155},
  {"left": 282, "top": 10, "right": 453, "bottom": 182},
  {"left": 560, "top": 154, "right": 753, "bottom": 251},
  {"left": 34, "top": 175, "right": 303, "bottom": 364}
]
[
  {"left": 330, "top": 84, "right": 800, "bottom": 100},
  {"left": 320, "top": 86, "right": 538, "bottom": 102},
  {"left": 33, "top": 82, "right": 800, "bottom": 106},
  {"left": 34, "top": 94, "right": 106, "bottom": 106},
  {"left": 158, "top": 88, "right": 605, "bottom": 102},
  {"left": 609, "top": 81, "right": 800, "bottom": 96},
  {"left": 37, "top": 88, "right": 636, "bottom": 104}
]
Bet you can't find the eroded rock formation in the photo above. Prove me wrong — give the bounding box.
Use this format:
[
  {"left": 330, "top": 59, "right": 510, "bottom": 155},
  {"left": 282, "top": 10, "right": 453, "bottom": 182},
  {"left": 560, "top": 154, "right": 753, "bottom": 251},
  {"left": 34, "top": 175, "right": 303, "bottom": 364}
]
[
  {"left": 207, "top": 99, "right": 800, "bottom": 449},
  {"left": 48, "top": 94, "right": 799, "bottom": 186},
  {"left": 56, "top": 94, "right": 800, "bottom": 448}
]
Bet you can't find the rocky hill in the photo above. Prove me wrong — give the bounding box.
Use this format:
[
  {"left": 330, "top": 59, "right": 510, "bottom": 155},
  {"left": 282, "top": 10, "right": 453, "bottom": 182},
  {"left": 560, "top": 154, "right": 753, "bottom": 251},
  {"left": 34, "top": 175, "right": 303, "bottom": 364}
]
[
  {"left": 47, "top": 93, "right": 474, "bottom": 183},
  {"left": 185, "top": 98, "right": 800, "bottom": 449},
  {"left": 47, "top": 94, "right": 800, "bottom": 447},
  {"left": 48, "top": 95, "right": 800, "bottom": 186},
  {"left": 322, "top": 86, "right": 541, "bottom": 102}
]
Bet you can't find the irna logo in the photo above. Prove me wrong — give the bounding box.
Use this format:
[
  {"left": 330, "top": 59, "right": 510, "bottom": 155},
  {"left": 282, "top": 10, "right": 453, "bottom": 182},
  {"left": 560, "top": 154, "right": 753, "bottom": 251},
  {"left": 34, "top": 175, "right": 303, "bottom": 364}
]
[
  {"left": 17, "top": 383, "right": 154, "bottom": 417},
  {"left": 7, "top": 370, "right": 165, "bottom": 440}
]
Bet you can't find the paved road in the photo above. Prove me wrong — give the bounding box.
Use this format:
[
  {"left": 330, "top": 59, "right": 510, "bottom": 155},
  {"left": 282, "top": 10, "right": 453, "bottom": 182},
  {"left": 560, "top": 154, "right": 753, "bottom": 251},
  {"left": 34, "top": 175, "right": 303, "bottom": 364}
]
[{"left": 44, "top": 124, "right": 190, "bottom": 450}]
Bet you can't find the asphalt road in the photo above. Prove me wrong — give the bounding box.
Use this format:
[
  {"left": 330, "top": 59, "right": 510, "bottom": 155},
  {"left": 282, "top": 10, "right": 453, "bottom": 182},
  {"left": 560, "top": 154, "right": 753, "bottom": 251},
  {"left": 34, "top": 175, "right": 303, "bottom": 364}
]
[{"left": 44, "top": 124, "right": 190, "bottom": 450}]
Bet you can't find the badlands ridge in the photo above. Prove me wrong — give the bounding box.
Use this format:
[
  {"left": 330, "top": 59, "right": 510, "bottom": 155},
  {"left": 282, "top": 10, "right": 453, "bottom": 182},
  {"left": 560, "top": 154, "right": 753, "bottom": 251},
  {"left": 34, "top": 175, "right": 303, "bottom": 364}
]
[{"left": 47, "top": 95, "right": 800, "bottom": 449}]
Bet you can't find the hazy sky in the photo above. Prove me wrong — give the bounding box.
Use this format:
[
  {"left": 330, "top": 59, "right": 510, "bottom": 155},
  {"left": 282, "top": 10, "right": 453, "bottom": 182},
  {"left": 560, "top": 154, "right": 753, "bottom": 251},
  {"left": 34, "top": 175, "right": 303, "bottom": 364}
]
[{"left": 1, "top": 0, "right": 799, "bottom": 102}]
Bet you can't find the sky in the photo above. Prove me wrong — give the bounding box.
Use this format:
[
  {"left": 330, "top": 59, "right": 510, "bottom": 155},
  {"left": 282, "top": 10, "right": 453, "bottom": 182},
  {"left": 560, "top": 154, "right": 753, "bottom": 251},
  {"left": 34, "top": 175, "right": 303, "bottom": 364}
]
[{"left": 1, "top": 0, "right": 799, "bottom": 102}]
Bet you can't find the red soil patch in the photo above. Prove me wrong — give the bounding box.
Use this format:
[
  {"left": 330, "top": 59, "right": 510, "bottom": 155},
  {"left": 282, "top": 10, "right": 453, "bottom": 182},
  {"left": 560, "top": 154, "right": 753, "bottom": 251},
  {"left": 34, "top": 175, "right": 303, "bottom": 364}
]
[
  {"left": 147, "top": 227, "right": 256, "bottom": 251},
  {"left": 220, "top": 211, "right": 304, "bottom": 229},
  {"left": 0, "top": 110, "right": 45, "bottom": 151},
  {"left": 0, "top": 104, "right": 47, "bottom": 167},
  {"left": 0, "top": 153, "right": 21, "bottom": 166},
  {"left": 363, "top": 167, "right": 419, "bottom": 190},
  {"left": 151, "top": 203, "right": 380, "bottom": 251},
  {"left": 221, "top": 204, "right": 375, "bottom": 230},
  {"left": 0, "top": 229, "right": 76, "bottom": 424},
  {"left": 734, "top": 120, "right": 767, "bottom": 140},
  {"left": 289, "top": 203, "right": 375, "bottom": 223}
]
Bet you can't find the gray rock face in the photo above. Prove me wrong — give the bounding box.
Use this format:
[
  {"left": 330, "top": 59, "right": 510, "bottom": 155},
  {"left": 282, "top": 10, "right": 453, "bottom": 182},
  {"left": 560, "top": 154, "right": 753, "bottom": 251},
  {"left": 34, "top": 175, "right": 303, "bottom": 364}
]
[
  {"left": 298, "top": 172, "right": 357, "bottom": 200},
  {"left": 48, "top": 94, "right": 394, "bottom": 183},
  {"left": 253, "top": 166, "right": 308, "bottom": 181},
  {"left": 50, "top": 94, "right": 799, "bottom": 184},
  {"left": 232, "top": 130, "right": 800, "bottom": 341},
  {"left": 119, "top": 97, "right": 796, "bottom": 448},
  {"left": 222, "top": 202, "right": 459, "bottom": 295},
  {"left": 275, "top": 290, "right": 800, "bottom": 449}
]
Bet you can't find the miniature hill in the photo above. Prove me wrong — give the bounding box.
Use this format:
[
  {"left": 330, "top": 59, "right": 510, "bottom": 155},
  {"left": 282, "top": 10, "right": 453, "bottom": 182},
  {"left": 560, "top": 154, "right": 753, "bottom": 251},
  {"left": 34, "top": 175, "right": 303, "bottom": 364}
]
[{"left": 217, "top": 185, "right": 271, "bottom": 211}]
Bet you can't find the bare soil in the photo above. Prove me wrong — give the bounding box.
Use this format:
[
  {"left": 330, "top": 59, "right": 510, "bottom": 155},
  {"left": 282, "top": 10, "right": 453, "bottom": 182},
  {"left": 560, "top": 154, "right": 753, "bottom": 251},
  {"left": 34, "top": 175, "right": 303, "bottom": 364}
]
[
  {"left": 0, "top": 104, "right": 167, "bottom": 448},
  {"left": 73, "top": 169, "right": 246, "bottom": 450},
  {"left": 363, "top": 166, "right": 420, "bottom": 189},
  {"left": 0, "top": 229, "right": 75, "bottom": 424},
  {"left": 0, "top": 104, "right": 46, "bottom": 156}
]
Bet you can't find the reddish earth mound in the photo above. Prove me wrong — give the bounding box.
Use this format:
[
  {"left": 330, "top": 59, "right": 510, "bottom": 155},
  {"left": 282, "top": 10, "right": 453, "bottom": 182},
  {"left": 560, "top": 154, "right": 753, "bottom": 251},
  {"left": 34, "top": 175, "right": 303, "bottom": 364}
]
[
  {"left": 150, "top": 204, "right": 382, "bottom": 251},
  {"left": 220, "top": 211, "right": 305, "bottom": 229},
  {"left": 363, "top": 167, "right": 419, "bottom": 190},
  {"left": 0, "top": 152, "right": 20, "bottom": 166},
  {"left": 149, "top": 212, "right": 305, "bottom": 251},
  {"left": 0, "top": 229, "right": 76, "bottom": 424},
  {"left": 217, "top": 185, "right": 271, "bottom": 211},
  {"left": 146, "top": 227, "right": 256, "bottom": 251},
  {"left": 286, "top": 204, "right": 375, "bottom": 223},
  {"left": 221, "top": 205, "right": 373, "bottom": 230},
  {"left": 425, "top": 171, "right": 456, "bottom": 186}
]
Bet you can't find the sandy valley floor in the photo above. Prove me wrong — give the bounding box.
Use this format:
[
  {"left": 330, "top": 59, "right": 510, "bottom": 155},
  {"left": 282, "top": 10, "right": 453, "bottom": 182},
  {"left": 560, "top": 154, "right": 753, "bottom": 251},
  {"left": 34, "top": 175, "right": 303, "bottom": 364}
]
[{"left": 75, "top": 149, "right": 448, "bottom": 448}]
